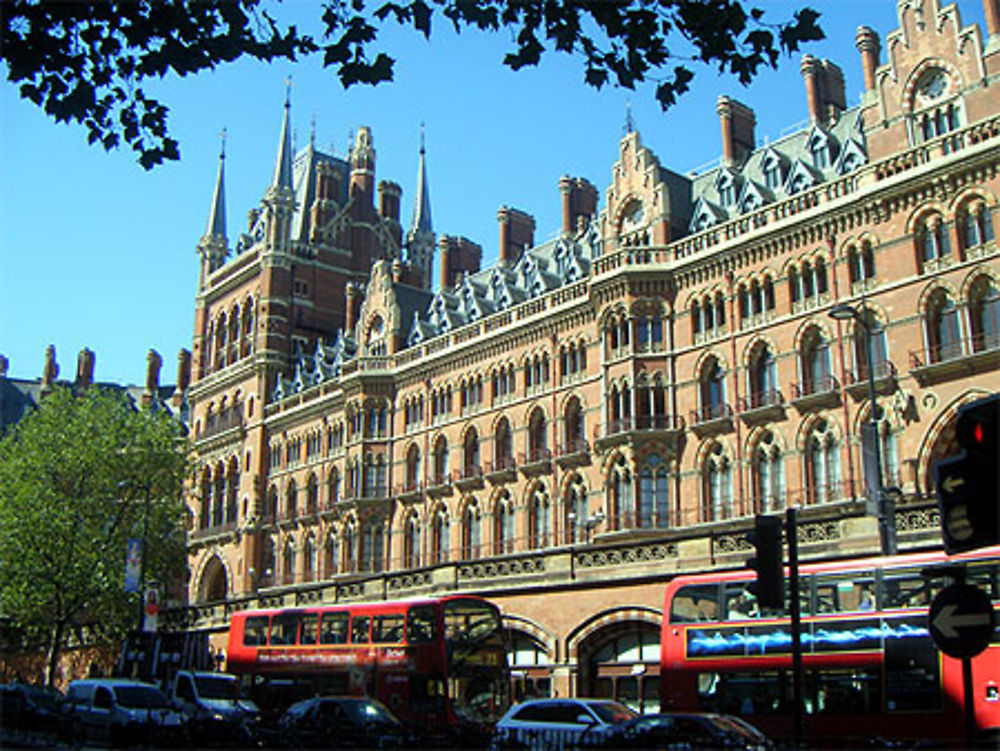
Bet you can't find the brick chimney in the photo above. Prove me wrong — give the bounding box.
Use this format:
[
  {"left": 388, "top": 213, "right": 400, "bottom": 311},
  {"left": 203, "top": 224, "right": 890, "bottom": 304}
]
[
  {"left": 498, "top": 206, "right": 535, "bottom": 266},
  {"left": 987, "top": 0, "right": 1000, "bottom": 37},
  {"left": 75, "top": 348, "right": 95, "bottom": 391},
  {"left": 41, "top": 344, "right": 58, "bottom": 394},
  {"left": 801, "top": 55, "right": 846, "bottom": 124},
  {"left": 378, "top": 180, "right": 401, "bottom": 222},
  {"left": 717, "top": 96, "right": 756, "bottom": 166},
  {"left": 143, "top": 349, "right": 162, "bottom": 406},
  {"left": 439, "top": 235, "right": 482, "bottom": 290},
  {"left": 345, "top": 282, "right": 361, "bottom": 332},
  {"left": 559, "top": 176, "right": 598, "bottom": 236},
  {"left": 172, "top": 349, "right": 191, "bottom": 409},
  {"left": 855, "top": 27, "right": 881, "bottom": 93}
]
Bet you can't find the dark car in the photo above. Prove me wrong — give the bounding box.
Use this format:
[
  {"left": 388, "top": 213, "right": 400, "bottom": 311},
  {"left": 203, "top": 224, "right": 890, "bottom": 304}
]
[
  {"left": 598, "top": 712, "right": 773, "bottom": 750},
  {"left": 65, "top": 678, "right": 188, "bottom": 748},
  {"left": 0, "top": 683, "right": 67, "bottom": 739},
  {"left": 276, "top": 696, "right": 406, "bottom": 749}
]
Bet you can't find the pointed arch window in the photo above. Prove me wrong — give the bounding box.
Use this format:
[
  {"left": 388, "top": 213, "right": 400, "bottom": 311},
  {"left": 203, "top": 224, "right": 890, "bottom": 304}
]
[
  {"left": 853, "top": 309, "right": 889, "bottom": 380},
  {"left": 463, "top": 430, "right": 481, "bottom": 478},
  {"left": 700, "top": 357, "right": 727, "bottom": 421},
  {"left": 403, "top": 513, "right": 421, "bottom": 570},
  {"left": 860, "top": 405, "right": 900, "bottom": 491},
  {"left": 802, "top": 329, "right": 832, "bottom": 395},
  {"left": 284, "top": 480, "right": 297, "bottom": 521},
  {"left": 563, "top": 397, "right": 585, "bottom": 454},
  {"left": 529, "top": 486, "right": 551, "bottom": 549},
  {"left": 462, "top": 500, "right": 481, "bottom": 560},
  {"left": 638, "top": 454, "right": 670, "bottom": 529},
  {"left": 282, "top": 538, "right": 296, "bottom": 586},
  {"left": 752, "top": 431, "right": 785, "bottom": 513},
  {"left": 303, "top": 535, "right": 316, "bottom": 582},
  {"left": 324, "top": 531, "right": 339, "bottom": 578},
  {"left": 918, "top": 215, "right": 951, "bottom": 266},
  {"left": 212, "top": 467, "right": 224, "bottom": 527},
  {"left": 495, "top": 491, "right": 515, "bottom": 555},
  {"left": 703, "top": 444, "right": 732, "bottom": 522},
  {"left": 563, "top": 475, "right": 589, "bottom": 543},
  {"left": 806, "top": 418, "right": 841, "bottom": 504},
  {"left": 961, "top": 201, "right": 994, "bottom": 252},
  {"left": 430, "top": 507, "right": 450, "bottom": 565},
  {"left": 969, "top": 277, "right": 1000, "bottom": 352},
  {"left": 748, "top": 345, "right": 778, "bottom": 408},
  {"left": 528, "top": 408, "right": 547, "bottom": 462},
  {"left": 343, "top": 521, "right": 357, "bottom": 573},
  {"left": 405, "top": 445, "right": 421, "bottom": 492},
  {"left": 926, "top": 290, "right": 963, "bottom": 363},
  {"left": 848, "top": 241, "right": 876, "bottom": 288},
  {"left": 495, "top": 417, "right": 514, "bottom": 471},
  {"left": 433, "top": 436, "right": 449, "bottom": 485},
  {"left": 607, "top": 455, "right": 633, "bottom": 531},
  {"left": 306, "top": 473, "right": 318, "bottom": 514}
]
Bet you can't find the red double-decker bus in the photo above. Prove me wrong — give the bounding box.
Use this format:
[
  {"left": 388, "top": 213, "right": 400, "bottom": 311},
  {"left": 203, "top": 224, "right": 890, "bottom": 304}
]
[
  {"left": 226, "top": 595, "right": 510, "bottom": 737},
  {"left": 660, "top": 546, "right": 1000, "bottom": 747}
]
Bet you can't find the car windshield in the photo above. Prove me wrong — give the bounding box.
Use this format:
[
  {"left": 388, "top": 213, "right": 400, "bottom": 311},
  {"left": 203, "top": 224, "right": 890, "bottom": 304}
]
[
  {"left": 340, "top": 700, "right": 401, "bottom": 727},
  {"left": 588, "top": 701, "right": 638, "bottom": 725},
  {"left": 194, "top": 675, "right": 238, "bottom": 700},
  {"left": 115, "top": 686, "right": 169, "bottom": 709},
  {"left": 22, "top": 686, "right": 63, "bottom": 709}
]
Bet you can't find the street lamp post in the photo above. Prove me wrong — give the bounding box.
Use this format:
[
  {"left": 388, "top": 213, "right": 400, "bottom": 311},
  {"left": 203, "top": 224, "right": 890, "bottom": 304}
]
[{"left": 829, "top": 300, "right": 897, "bottom": 555}]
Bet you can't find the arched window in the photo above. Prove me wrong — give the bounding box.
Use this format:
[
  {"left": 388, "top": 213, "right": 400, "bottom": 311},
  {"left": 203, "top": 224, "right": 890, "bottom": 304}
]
[
  {"left": 306, "top": 474, "right": 318, "bottom": 514},
  {"left": 267, "top": 485, "right": 278, "bottom": 521},
  {"left": 212, "top": 465, "right": 224, "bottom": 527},
  {"left": 362, "top": 522, "right": 384, "bottom": 573},
  {"left": 960, "top": 201, "right": 994, "bottom": 252},
  {"left": 199, "top": 470, "right": 211, "bottom": 529},
  {"left": 463, "top": 430, "right": 480, "bottom": 478},
  {"left": 327, "top": 468, "right": 340, "bottom": 507},
  {"left": 848, "top": 242, "right": 876, "bottom": 287},
  {"left": 563, "top": 475, "right": 589, "bottom": 543},
  {"left": 860, "top": 404, "right": 901, "bottom": 492},
  {"left": 699, "top": 357, "right": 727, "bottom": 421},
  {"left": 405, "top": 445, "right": 421, "bottom": 491},
  {"left": 433, "top": 436, "right": 449, "bottom": 485},
  {"left": 607, "top": 455, "right": 632, "bottom": 531},
  {"left": 303, "top": 535, "right": 316, "bottom": 582},
  {"left": 638, "top": 454, "right": 670, "bottom": 529},
  {"left": 225, "top": 461, "right": 238, "bottom": 525},
  {"left": 703, "top": 444, "right": 732, "bottom": 521},
  {"left": 325, "top": 531, "right": 339, "bottom": 578},
  {"left": 495, "top": 417, "right": 513, "bottom": 471},
  {"left": 343, "top": 521, "right": 357, "bottom": 573},
  {"left": 806, "top": 418, "right": 841, "bottom": 504},
  {"left": 853, "top": 308, "right": 889, "bottom": 380},
  {"left": 563, "top": 397, "right": 585, "bottom": 453},
  {"left": 969, "top": 277, "right": 1000, "bottom": 352},
  {"left": 801, "top": 328, "right": 832, "bottom": 395},
  {"left": 748, "top": 344, "right": 778, "bottom": 408},
  {"left": 404, "top": 512, "right": 421, "bottom": 569},
  {"left": 462, "top": 500, "right": 481, "bottom": 560},
  {"left": 431, "top": 507, "right": 449, "bottom": 565},
  {"left": 495, "top": 490, "right": 515, "bottom": 555},
  {"left": 926, "top": 290, "right": 963, "bottom": 363},
  {"left": 528, "top": 408, "right": 547, "bottom": 461},
  {"left": 918, "top": 215, "right": 951, "bottom": 265},
  {"left": 529, "top": 486, "right": 551, "bottom": 549},
  {"left": 752, "top": 431, "right": 785, "bottom": 513},
  {"left": 282, "top": 538, "right": 296, "bottom": 585},
  {"left": 284, "top": 480, "right": 297, "bottom": 520}
]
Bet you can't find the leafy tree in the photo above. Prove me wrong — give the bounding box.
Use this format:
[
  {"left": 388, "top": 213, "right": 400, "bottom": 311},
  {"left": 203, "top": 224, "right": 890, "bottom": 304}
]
[
  {"left": 0, "top": 386, "right": 189, "bottom": 686},
  {"left": 1, "top": 0, "right": 822, "bottom": 169}
]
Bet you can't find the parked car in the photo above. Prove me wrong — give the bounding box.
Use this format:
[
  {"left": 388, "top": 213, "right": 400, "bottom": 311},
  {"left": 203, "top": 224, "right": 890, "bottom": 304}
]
[
  {"left": 65, "top": 678, "right": 187, "bottom": 747},
  {"left": 597, "top": 712, "right": 773, "bottom": 750},
  {"left": 275, "top": 695, "right": 406, "bottom": 749},
  {"left": 0, "top": 683, "right": 67, "bottom": 739},
  {"left": 167, "top": 670, "right": 259, "bottom": 746},
  {"left": 490, "top": 697, "right": 638, "bottom": 750}
]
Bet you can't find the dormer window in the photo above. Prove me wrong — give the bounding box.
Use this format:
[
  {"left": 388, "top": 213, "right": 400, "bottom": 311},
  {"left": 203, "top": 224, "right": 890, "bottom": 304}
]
[
  {"left": 762, "top": 151, "right": 783, "bottom": 190},
  {"left": 716, "top": 171, "right": 737, "bottom": 209}
]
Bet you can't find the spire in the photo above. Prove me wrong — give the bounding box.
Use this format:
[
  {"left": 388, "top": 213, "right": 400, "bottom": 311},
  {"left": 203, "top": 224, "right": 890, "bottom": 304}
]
[
  {"left": 624, "top": 101, "right": 635, "bottom": 136},
  {"left": 203, "top": 129, "right": 227, "bottom": 241},
  {"left": 410, "top": 123, "right": 432, "bottom": 234},
  {"left": 269, "top": 80, "right": 294, "bottom": 195}
]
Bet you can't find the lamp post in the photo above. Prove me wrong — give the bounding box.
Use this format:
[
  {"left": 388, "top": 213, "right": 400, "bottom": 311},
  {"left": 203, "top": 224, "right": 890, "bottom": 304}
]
[{"left": 829, "top": 301, "right": 897, "bottom": 555}]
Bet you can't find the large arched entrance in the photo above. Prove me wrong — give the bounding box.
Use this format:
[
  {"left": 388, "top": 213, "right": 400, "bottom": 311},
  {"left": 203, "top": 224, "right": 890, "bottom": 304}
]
[
  {"left": 197, "top": 555, "right": 228, "bottom": 603},
  {"left": 572, "top": 610, "right": 661, "bottom": 713}
]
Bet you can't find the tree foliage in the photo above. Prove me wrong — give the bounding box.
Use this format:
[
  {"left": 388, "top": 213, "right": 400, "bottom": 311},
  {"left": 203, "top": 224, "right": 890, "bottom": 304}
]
[
  {"left": 1, "top": 1, "right": 823, "bottom": 169},
  {"left": 0, "top": 386, "right": 189, "bottom": 685}
]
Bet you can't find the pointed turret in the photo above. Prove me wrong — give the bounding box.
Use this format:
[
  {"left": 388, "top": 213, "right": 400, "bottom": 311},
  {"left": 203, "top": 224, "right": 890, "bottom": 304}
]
[
  {"left": 197, "top": 131, "right": 229, "bottom": 288},
  {"left": 262, "top": 83, "right": 297, "bottom": 253},
  {"left": 405, "top": 125, "right": 435, "bottom": 290}
]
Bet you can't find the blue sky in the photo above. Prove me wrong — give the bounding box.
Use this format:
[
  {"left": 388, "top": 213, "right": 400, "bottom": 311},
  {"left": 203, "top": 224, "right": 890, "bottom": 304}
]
[{"left": 0, "top": 1, "right": 987, "bottom": 387}]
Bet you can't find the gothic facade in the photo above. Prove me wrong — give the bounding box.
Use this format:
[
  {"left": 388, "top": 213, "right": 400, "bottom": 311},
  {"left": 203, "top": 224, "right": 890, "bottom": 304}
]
[{"left": 183, "top": 0, "right": 1000, "bottom": 706}]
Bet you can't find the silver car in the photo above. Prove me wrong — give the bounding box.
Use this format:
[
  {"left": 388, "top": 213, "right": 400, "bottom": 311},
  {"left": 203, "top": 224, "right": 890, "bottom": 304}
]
[
  {"left": 490, "top": 697, "right": 638, "bottom": 750},
  {"left": 65, "top": 678, "right": 186, "bottom": 747}
]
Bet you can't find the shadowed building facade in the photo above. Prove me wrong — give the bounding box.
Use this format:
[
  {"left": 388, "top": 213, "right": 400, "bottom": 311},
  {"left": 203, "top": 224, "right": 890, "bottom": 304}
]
[{"left": 181, "top": 0, "right": 1000, "bottom": 708}]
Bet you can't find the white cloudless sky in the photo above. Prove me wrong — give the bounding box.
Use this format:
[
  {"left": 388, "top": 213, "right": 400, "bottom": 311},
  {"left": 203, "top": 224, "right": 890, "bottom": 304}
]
[{"left": 0, "top": 1, "right": 987, "bottom": 386}]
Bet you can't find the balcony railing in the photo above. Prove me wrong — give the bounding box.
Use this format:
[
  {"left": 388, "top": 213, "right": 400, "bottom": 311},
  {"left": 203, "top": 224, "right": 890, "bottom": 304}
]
[
  {"left": 739, "top": 390, "right": 785, "bottom": 423},
  {"left": 910, "top": 333, "right": 1000, "bottom": 384}
]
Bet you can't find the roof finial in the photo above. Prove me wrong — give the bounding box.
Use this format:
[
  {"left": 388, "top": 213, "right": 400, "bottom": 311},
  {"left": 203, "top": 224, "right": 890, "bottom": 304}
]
[
  {"left": 624, "top": 101, "right": 635, "bottom": 136},
  {"left": 219, "top": 127, "right": 227, "bottom": 160},
  {"left": 310, "top": 114, "right": 316, "bottom": 149},
  {"left": 420, "top": 121, "right": 426, "bottom": 154},
  {"left": 284, "top": 75, "right": 292, "bottom": 107}
]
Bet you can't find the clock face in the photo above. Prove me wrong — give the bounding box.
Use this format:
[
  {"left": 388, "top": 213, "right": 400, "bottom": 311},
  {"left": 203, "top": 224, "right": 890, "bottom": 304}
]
[
  {"left": 918, "top": 70, "right": 947, "bottom": 101},
  {"left": 623, "top": 199, "right": 644, "bottom": 230}
]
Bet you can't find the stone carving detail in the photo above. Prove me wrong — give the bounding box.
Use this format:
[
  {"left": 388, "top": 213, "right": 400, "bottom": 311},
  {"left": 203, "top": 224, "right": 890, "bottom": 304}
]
[
  {"left": 337, "top": 583, "right": 364, "bottom": 600},
  {"left": 388, "top": 572, "right": 432, "bottom": 591},
  {"left": 458, "top": 557, "right": 545, "bottom": 580},
  {"left": 576, "top": 543, "right": 677, "bottom": 568},
  {"left": 896, "top": 505, "right": 939, "bottom": 532},
  {"left": 714, "top": 533, "right": 753, "bottom": 555},
  {"left": 798, "top": 520, "right": 840, "bottom": 543},
  {"left": 295, "top": 589, "right": 322, "bottom": 605}
]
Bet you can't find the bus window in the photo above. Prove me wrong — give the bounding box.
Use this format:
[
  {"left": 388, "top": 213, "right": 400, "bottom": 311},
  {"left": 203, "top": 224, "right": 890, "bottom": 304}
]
[
  {"left": 270, "top": 613, "right": 299, "bottom": 645},
  {"left": 698, "top": 670, "right": 787, "bottom": 715},
  {"left": 351, "top": 615, "right": 371, "bottom": 643},
  {"left": 669, "top": 584, "right": 719, "bottom": 623},
  {"left": 301, "top": 613, "right": 319, "bottom": 645},
  {"left": 815, "top": 575, "right": 876, "bottom": 613},
  {"left": 244, "top": 616, "right": 269, "bottom": 646},
  {"left": 407, "top": 606, "right": 437, "bottom": 643},
  {"left": 319, "top": 612, "right": 349, "bottom": 645},
  {"left": 723, "top": 583, "right": 759, "bottom": 619},
  {"left": 806, "top": 668, "right": 881, "bottom": 714},
  {"left": 373, "top": 614, "right": 405, "bottom": 643},
  {"left": 880, "top": 568, "right": 938, "bottom": 609}
]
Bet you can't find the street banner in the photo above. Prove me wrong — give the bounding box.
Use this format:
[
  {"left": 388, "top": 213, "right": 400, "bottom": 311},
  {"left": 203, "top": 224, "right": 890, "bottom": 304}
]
[{"left": 125, "top": 538, "right": 141, "bottom": 593}]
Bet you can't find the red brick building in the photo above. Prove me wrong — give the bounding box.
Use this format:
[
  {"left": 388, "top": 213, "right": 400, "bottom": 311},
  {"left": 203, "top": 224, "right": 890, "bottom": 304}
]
[{"left": 182, "top": 0, "right": 1000, "bottom": 708}]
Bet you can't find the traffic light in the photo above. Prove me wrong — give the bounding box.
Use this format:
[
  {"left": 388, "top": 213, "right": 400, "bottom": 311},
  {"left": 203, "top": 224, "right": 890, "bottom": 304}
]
[
  {"left": 933, "top": 394, "right": 1000, "bottom": 554},
  {"left": 747, "top": 514, "right": 784, "bottom": 609}
]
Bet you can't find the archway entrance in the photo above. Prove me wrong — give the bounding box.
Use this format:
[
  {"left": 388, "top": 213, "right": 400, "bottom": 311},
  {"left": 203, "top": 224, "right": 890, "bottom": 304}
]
[
  {"left": 198, "top": 555, "right": 228, "bottom": 603},
  {"left": 578, "top": 620, "right": 661, "bottom": 713}
]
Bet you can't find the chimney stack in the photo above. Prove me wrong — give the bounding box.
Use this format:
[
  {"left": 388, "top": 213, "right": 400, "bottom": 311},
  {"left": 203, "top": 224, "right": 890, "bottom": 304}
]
[
  {"left": 75, "top": 348, "right": 95, "bottom": 391},
  {"left": 498, "top": 206, "right": 535, "bottom": 266},
  {"left": 716, "top": 96, "right": 756, "bottom": 166},
  {"left": 378, "top": 180, "right": 401, "bottom": 222},
  {"left": 985, "top": 0, "right": 1000, "bottom": 37},
  {"left": 143, "top": 349, "right": 162, "bottom": 405},
  {"left": 345, "top": 282, "right": 360, "bottom": 332},
  {"left": 41, "top": 345, "right": 58, "bottom": 394},
  {"left": 855, "top": 26, "right": 881, "bottom": 93},
  {"left": 559, "top": 176, "right": 598, "bottom": 236},
  {"left": 801, "top": 55, "right": 846, "bottom": 124},
  {"left": 439, "top": 236, "right": 482, "bottom": 290},
  {"left": 172, "top": 349, "right": 191, "bottom": 408}
]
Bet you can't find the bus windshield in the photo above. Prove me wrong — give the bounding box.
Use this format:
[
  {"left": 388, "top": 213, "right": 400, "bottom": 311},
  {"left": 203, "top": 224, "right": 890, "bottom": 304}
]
[{"left": 443, "top": 599, "right": 501, "bottom": 644}]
